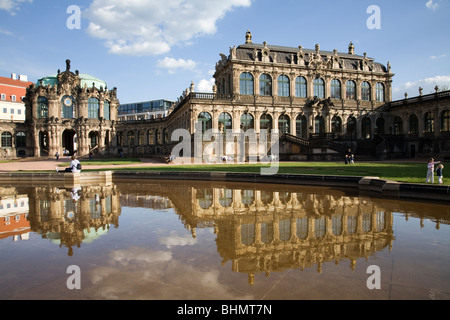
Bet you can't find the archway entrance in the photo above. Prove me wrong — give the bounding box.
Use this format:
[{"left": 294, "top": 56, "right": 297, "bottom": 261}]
[{"left": 62, "top": 129, "right": 76, "bottom": 155}]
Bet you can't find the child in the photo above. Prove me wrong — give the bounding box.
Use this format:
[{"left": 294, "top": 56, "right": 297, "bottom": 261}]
[
  {"left": 436, "top": 164, "right": 444, "bottom": 185},
  {"left": 426, "top": 158, "right": 440, "bottom": 183}
]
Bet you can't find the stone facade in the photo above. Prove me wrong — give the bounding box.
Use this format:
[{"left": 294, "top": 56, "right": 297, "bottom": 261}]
[{"left": 22, "top": 60, "right": 119, "bottom": 158}]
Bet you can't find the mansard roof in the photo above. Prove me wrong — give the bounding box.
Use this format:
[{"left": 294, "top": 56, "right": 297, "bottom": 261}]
[{"left": 234, "top": 42, "right": 388, "bottom": 73}]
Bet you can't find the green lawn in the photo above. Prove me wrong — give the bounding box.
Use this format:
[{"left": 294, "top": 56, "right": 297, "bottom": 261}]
[{"left": 89, "top": 161, "right": 440, "bottom": 185}]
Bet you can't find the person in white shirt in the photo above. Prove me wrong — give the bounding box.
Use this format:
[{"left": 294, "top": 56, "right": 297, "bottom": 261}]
[
  {"left": 57, "top": 156, "right": 81, "bottom": 173},
  {"left": 425, "top": 158, "right": 440, "bottom": 183}
]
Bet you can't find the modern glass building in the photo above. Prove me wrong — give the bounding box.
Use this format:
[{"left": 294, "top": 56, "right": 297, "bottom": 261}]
[{"left": 118, "top": 99, "right": 174, "bottom": 121}]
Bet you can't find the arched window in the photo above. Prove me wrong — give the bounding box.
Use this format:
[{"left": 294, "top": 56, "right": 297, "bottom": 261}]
[
  {"left": 331, "top": 116, "right": 342, "bottom": 133},
  {"left": 104, "top": 100, "right": 111, "bottom": 120},
  {"left": 346, "top": 80, "right": 356, "bottom": 100},
  {"left": 296, "top": 115, "right": 307, "bottom": 138},
  {"left": 148, "top": 130, "right": 154, "bottom": 145},
  {"left": 37, "top": 96, "right": 48, "bottom": 118},
  {"left": 441, "top": 110, "right": 450, "bottom": 132},
  {"left": 393, "top": 116, "right": 403, "bottom": 135},
  {"left": 409, "top": 114, "right": 419, "bottom": 134},
  {"left": 376, "top": 117, "right": 385, "bottom": 135},
  {"left": 347, "top": 116, "right": 357, "bottom": 136},
  {"left": 239, "top": 72, "right": 254, "bottom": 95},
  {"left": 240, "top": 113, "right": 254, "bottom": 131},
  {"left": 376, "top": 83, "right": 385, "bottom": 102},
  {"left": 138, "top": 130, "right": 144, "bottom": 145},
  {"left": 218, "top": 112, "right": 232, "bottom": 132},
  {"left": 61, "top": 95, "right": 75, "bottom": 119},
  {"left": 198, "top": 112, "right": 212, "bottom": 133},
  {"left": 260, "top": 114, "right": 273, "bottom": 133},
  {"left": 88, "top": 97, "right": 100, "bottom": 119},
  {"left": 16, "top": 132, "right": 26, "bottom": 148},
  {"left": 1, "top": 132, "right": 12, "bottom": 148},
  {"left": 331, "top": 79, "right": 341, "bottom": 99},
  {"left": 117, "top": 132, "right": 124, "bottom": 146},
  {"left": 361, "top": 81, "right": 371, "bottom": 101},
  {"left": 424, "top": 112, "right": 434, "bottom": 133},
  {"left": 295, "top": 76, "right": 307, "bottom": 98},
  {"left": 278, "top": 114, "right": 290, "bottom": 134},
  {"left": 278, "top": 75, "right": 290, "bottom": 97},
  {"left": 315, "top": 115, "right": 325, "bottom": 134},
  {"left": 259, "top": 74, "right": 272, "bottom": 96},
  {"left": 313, "top": 78, "right": 325, "bottom": 98},
  {"left": 127, "top": 131, "right": 135, "bottom": 146},
  {"left": 362, "top": 117, "right": 371, "bottom": 139}
]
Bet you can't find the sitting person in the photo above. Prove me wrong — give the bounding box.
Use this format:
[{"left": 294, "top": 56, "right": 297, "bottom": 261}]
[{"left": 57, "top": 156, "right": 81, "bottom": 173}]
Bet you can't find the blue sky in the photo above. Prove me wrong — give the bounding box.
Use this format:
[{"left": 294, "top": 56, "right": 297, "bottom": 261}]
[{"left": 0, "top": 0, "right": 449, "bottom": 103}]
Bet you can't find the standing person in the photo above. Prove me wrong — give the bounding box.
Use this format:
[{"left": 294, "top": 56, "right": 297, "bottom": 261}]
[
  {"left": 56, "top": 156, "right": 81, "bottom": 173},
  {"left": 425, "top": 158, "right": 440, "bottom": 183},
  {"left": 55, "top": 151, "right": 60, "bottom": 160},
  {"left": 436, "top": 164, "right": 444, "bottom": 185}
]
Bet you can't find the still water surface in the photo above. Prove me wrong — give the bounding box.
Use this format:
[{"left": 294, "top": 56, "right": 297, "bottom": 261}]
[{"left": 0, "top": 180, "right": 449, "bottom": 300}]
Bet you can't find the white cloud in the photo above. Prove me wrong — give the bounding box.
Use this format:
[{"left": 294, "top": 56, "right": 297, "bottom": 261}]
[
  {"left": 430, "top": 54, "right": 447, "bottom": 60},
  {"left": 0, "top": 0, "right": 32, "bottom": 15},
  {"left": 426, "top": 0, "right": 439, "bottom": 10},
  {"left": 156, "top": 57, "right": 197, "bottom": 74},
  {"left": 197, "top": 78, "right": 215, "bottom": 92},
  {"left": 85, "top": 0, "right": 252, "bottom": 56},
  {"left": 393, "top": 75, "right": 450, "bottom": 99}
]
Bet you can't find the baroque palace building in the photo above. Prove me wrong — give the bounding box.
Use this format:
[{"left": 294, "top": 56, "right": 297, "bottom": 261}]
[{"left": 1, "top": 31, "right": 449, "bottom": 160}]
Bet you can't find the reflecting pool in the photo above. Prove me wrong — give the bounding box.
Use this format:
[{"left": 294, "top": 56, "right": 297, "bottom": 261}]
[{"left": 0, "top": 180, "right": 449, "bottom": 300}]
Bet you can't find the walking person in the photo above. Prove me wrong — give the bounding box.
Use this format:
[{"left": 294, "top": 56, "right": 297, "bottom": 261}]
[
  {"left": 436, "top": 164, "right": 444, "bottom": 185},
  {"left": 55, "top": 151, "right": 60, "bottom": 160},
  {"left": 425, "top": 158, "right": 440, "bottom": 183}
]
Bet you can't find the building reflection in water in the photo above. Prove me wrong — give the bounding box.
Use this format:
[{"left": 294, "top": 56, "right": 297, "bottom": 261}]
[
  {"left": 25, "top": 184, "right": 121, "bottom": 256},
  {"left": 2, "top": 180, "right": 449, "bottom": 285}
]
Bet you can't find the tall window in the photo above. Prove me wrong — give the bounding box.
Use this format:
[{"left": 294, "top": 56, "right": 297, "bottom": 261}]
[
  {"left": 361, "top": 81, "right": 371, "bottom": 101},
  {"left": 393, "top": 117, "right": 403, "bottom": 135},
  {"left": 278, "top": 75, "right": 290, "bottom": 97},
  {"left": 331, "top": 79, "right": 341, "bottom": 99},
  {"left": 37, "top": 96, "right": 48, "bottom": 118},
  {"left": 104, "top": 100, "right": 111, "bottom": 120},
  {"left": 16, "top": 132, "right": 26, "bottom": 148},
  {"left": 278, "top": 114, "right": 290, "bottom": 134},
  {"left": 239, "top": 72, "right": 254, "bottom": 95},
  {"left": 441, "top": 110, "right": 450, "bottom": 132},
  {"left": 313, "top": 78, "right": 325, "bottom": 98},
  {"left": 127, "top": 131, "right": 135, "bottom": 146},
  {"left": 61, "top": 96, "right": 75, "bottom": 119},
  {"left": 331, "top": 116, "right": 342, "bottom": 133},
  {"left": 218, "top": 112, "right": 232, "bottom": 132},
  {"left": 424, "top": 112, "right": 434, "bottom": 133},
  {"left": 198, "top": 112, "right": 212, "bottom": 133},
  {"left": 88, "top": 98, "right": 100, "bottom": 119},
  {"left": 1, "top": 132, "right": 12, "bottom": 148},
  {"left": 148, "top": 130, "right": 154, "bottom": 145},
  {"left": 295, "top": 77, "right": 307, "bottom": 98},
  {"left": 240, "top": 113, "right": 254, "bottom": 131},
  {"left": 376, "top": 83, "right": 385, "bottom": 102},
  {"left": 259, "top": 74, "right": 272, "bottom": 96},
  {"left": 346, "top": 81, "right": 356, "bottom": 100},
  {"left": 315, "top": 116, "right": 325, "bottom": 134},
  {"left": 296, "top": 115, "right": 307, "bottom": 138},
  {"left": 117, "top": 132, "right": 124, "bottom": 146},
  {"left": 260, "top": 114, "right": 272, "bottom": 132},
  {"left": 409, "top": 114, "right": 419, "bottom": 134}
]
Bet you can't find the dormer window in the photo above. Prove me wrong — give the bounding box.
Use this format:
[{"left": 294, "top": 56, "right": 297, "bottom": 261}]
[
  {"left": 0, "top": 94, "right": 5, "bottom": 100},
  {"left": 11, "top": 95, "right": 16, "bottom": 102}
]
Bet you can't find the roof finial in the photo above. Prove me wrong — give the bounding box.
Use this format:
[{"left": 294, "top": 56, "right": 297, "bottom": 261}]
[
  {"left": 245, "top": 30, "right": 252, "bottom": 44},
  {"left": 65, "top": 59, "right": 71, "bottom": 71},
  {"left": 348, "top": 42, "right": 355, "bottom": 55}
]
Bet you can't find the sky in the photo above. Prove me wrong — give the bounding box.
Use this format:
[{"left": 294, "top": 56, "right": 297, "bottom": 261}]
[{"left": 0, "top": 0, "right": 449, "bottom": 104}]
